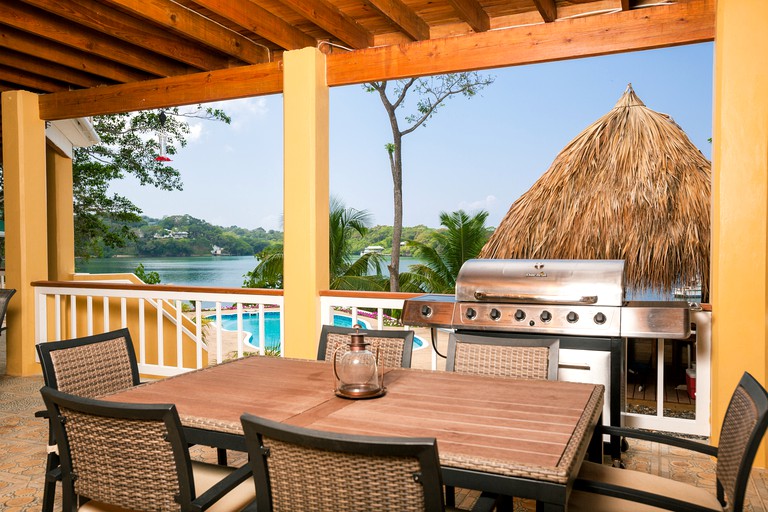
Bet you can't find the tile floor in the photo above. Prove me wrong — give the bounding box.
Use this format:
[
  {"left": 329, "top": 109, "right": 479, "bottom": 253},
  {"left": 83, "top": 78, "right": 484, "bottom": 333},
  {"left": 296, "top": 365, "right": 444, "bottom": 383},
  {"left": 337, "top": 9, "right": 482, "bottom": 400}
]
[{"left": 3, "top": 334, "right": 768, "bottom": 511}]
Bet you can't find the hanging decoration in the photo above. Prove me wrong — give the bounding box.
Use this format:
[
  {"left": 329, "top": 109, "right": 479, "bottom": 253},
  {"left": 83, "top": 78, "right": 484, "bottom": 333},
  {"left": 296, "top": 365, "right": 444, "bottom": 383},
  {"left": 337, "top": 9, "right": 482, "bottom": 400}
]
[{"left": 155, "top": 110, "right": 172, "bottom": 162}]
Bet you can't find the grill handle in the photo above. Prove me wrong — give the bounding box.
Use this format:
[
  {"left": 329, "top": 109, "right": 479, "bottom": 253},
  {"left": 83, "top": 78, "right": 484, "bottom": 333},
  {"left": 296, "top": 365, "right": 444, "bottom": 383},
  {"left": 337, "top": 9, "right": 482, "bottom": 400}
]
[{"left": 472, "top": 292, "right": 598, "bottom": 305}]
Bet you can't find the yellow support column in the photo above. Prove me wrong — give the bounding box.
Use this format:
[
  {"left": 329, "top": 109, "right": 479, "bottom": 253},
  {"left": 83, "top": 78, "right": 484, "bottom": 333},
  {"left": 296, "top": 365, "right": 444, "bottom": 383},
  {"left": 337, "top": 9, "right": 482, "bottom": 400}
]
[
  {"left": 2, "top": 91, "right": 48, "bottom": 376},
  {"left": 711, "top": 1, "right": 768, "bottom": 465},
  {"left": 47, "top": 148, "right": 76, "bottom": 280},
  {"left": 282, "top": 47, "right": 330, "bottom": 359}
]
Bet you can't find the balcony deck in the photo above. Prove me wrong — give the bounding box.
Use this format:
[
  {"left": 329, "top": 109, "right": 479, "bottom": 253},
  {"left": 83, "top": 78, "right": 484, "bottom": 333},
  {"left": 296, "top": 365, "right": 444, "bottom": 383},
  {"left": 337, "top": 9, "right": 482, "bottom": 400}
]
[{"left": 3, "top": 332, "right": 768, "bottom": 511}]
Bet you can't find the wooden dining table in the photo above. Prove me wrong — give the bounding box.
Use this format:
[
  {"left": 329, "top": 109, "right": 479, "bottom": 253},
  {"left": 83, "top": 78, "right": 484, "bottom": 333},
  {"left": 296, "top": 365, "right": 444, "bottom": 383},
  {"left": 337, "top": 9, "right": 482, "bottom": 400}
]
[{"left": 104, "top": 356, "right": 604, "bottom": 511}]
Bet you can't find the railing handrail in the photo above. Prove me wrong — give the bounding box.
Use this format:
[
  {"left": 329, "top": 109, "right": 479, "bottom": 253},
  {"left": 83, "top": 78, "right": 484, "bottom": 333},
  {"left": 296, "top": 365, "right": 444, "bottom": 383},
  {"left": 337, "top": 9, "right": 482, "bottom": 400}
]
[{"left": 32, "top": 280, "right": 284, "bottom": 296}]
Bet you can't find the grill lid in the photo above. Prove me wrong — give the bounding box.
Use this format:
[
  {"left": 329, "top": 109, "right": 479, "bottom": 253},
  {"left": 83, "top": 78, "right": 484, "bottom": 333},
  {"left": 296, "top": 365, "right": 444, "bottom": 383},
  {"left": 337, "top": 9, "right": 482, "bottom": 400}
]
[{"left": 455, "top": 259, "right": 626, "bottom": 307}]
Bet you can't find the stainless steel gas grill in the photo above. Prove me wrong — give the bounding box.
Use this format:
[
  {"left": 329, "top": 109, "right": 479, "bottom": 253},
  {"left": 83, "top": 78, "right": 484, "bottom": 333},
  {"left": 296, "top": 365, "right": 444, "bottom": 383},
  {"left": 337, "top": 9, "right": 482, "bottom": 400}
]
[{"left": 402, "top": 259, "right": 691, "bottom": 461}]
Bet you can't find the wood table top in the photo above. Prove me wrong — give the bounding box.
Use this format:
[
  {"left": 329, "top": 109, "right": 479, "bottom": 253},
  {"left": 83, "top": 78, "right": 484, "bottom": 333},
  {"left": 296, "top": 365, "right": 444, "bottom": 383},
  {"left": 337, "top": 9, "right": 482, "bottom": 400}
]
[{"left": 105, "top": 356, "right": 603, "bottom": 485}]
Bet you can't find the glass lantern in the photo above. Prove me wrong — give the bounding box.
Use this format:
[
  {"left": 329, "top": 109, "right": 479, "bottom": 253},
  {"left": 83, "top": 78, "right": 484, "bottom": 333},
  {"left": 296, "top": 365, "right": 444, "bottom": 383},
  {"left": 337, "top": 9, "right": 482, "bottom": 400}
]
[{"left": 333, "top": 325, "right": 385, "bottom": 399}]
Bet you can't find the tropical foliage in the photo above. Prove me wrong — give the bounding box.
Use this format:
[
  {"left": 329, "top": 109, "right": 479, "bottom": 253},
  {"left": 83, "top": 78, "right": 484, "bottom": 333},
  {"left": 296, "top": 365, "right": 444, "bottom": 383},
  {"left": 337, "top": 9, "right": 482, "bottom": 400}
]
[
  {"left": 243, "top": 198, "right": 387, "bottom": 291},
  {"left": 400, "top": 210, "right": 491, "bottom": 293},
  {"left": 90, "top": 214, "right": 283, "bottom": 257}
]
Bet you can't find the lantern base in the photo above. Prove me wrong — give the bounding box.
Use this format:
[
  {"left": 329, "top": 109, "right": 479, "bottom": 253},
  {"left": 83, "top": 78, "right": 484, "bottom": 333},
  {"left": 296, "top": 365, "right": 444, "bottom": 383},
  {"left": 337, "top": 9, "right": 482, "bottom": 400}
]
[{"left": 335, "top": 384, "right": 387, "bottom": 400}]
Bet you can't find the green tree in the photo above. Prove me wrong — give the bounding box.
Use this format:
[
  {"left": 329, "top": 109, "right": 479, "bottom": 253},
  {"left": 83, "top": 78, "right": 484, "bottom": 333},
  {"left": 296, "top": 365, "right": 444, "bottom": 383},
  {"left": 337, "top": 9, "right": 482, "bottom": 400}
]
[
  {"left": 71, "top": 107, "right": 230, "bottom": 258},
  {"left": 400, "top": 210, "right": 490, "bottom": 293},
  {"left": 366, "top": 73, "right": 494, "bottom": 291},
  {"left": 244, "top": 197, "right": 387, "bottom": 291},
  {"left": 134, "top": 263, "right": 161, "bottom": 284}
]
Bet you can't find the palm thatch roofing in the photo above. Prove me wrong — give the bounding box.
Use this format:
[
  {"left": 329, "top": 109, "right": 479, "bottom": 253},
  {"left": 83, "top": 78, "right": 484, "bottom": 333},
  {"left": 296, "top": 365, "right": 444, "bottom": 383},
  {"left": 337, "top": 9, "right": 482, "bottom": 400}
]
[{"left": 479, "top": 85, "right": 711, "bottom": 299}]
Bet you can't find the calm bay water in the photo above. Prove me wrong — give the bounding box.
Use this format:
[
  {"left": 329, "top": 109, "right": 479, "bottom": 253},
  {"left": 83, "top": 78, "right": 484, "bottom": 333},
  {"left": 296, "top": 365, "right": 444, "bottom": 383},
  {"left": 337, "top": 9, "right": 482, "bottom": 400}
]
[{"left": 75, "top": 255, "right": 426, "bottom": 288}]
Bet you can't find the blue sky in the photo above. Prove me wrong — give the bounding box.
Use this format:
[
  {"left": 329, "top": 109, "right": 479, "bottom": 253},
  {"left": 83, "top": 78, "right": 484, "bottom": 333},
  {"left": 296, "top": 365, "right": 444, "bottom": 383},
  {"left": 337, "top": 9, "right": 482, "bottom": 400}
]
[{"left": 111, "top": 42, "right": 714, "bottom": 231}]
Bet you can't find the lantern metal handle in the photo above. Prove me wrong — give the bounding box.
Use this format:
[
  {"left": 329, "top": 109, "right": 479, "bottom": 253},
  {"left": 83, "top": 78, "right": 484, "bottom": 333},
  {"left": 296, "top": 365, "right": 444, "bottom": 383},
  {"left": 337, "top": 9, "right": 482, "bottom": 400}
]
[{"left": 332, "top": 345, "right": 342, "bottom": 381}]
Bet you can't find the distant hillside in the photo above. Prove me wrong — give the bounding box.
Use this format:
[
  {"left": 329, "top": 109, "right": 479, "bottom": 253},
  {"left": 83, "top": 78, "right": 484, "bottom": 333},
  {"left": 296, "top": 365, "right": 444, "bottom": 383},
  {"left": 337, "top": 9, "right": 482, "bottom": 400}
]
[{"left": 101, "top": 214, "right": 449, "bottom": 258}]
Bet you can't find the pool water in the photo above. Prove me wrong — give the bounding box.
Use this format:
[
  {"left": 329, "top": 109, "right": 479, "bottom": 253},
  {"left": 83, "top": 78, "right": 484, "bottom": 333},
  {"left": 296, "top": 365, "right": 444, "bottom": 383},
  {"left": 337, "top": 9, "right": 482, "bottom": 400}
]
[{"left": 216, "top": 312, "right": 423, "bottom": 351}]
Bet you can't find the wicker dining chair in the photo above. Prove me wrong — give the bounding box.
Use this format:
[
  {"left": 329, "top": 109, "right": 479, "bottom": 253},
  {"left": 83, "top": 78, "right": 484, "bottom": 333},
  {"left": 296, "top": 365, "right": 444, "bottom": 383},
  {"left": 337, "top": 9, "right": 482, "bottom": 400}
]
[
  {"left": 445, "top": 332, "right": 560, "bottom": 509},
  {"left": 241, "top": 412, "right": 445, "bottom": 512},
  {"left": 41, "top": 386, "right": 255, "bottom": 512},
  {"left": 446, "top": 332, "right": 560, "bottom": 379},
  {"left": 569, "top": 371, "right": 768, "bottom": 512},
  {"left": 0, "top": 288, "right": 16, "bottom": 334},
  {"left": 35, "top": 328, "right": 141, "bottom": 512},
  {"left": 317, "top": 324, "right": 415, "bottom": 368}
]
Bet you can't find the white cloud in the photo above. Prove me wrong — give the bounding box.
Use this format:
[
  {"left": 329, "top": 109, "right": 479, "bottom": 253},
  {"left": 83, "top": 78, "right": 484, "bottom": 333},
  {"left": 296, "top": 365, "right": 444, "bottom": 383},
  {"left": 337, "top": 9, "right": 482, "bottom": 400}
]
[
  {"left": 208, "top": 97, "right": 271, "bottom": 130},
  {"left": 458, "top": 195, "right": 497, "bottom": 212},
  {"left": 186, "top": 122, "right": 204, "bottom": 142},
  {"left": 260, "top": 213, "right": 283, "bottom": 231}
]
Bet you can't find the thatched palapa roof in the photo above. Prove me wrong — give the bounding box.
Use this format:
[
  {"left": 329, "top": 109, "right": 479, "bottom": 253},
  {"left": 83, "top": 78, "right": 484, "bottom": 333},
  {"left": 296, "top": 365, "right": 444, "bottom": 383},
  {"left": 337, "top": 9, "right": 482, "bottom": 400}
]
[{"left": 480, "top": 85, "right": 711, "bottom": 299}]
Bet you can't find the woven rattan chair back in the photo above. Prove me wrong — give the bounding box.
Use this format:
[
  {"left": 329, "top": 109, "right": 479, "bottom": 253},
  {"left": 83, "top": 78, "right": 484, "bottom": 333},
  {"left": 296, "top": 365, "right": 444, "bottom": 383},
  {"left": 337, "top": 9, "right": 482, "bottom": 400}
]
[
  {"left": 0, "top": 288, "right": 16, "bottom": 332},
  {"left": 446, "top": 333, "right": 560, "bottom": 380},
  {"left": 241, "top": 413, "right": 445, "bottom": 512},
  {"left": 36, "top": 328, "right": 140, "bottom": 397},
  {"left": 318, "top": 325, "right": 414, "bottom": 368},
  {"left": 714, "top": 372, "right": 768, "bottom": 511},
  {"left": 41, "top": 386, "right": 195, "bottom": 511}
]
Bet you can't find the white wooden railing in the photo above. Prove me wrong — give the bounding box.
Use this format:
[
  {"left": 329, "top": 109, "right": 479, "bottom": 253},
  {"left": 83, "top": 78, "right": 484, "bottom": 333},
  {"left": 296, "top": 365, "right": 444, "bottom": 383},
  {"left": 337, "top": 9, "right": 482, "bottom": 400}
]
[
  {"left": 33, "top": 279, "right": 284, "bottom": 377},
  {"left": 32, "top": 279, "right": 712, "bottom": 437}
]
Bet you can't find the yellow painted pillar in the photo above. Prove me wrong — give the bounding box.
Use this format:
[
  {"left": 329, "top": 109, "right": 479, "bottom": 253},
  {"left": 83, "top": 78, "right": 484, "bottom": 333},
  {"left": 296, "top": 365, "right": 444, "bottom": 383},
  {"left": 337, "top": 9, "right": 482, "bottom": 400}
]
[
  {"left": 282, "top": 47, "right": 330, "bottom": 359},
  {"left": 711, "top": 1, "right": 768, "bottom": 465},
  {"left": 47, "top": 148, "right": 75, "bottom": 280},
  {"left": 2, "top": 90, "right": 48, "bottom": 376}
]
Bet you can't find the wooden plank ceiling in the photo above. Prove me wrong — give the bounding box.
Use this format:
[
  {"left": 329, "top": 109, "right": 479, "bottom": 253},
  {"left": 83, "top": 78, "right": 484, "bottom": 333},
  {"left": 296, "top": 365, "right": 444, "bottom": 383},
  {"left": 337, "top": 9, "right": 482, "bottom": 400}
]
[{"left": 0, "top": 0, "right": 714, "bottom": 152}]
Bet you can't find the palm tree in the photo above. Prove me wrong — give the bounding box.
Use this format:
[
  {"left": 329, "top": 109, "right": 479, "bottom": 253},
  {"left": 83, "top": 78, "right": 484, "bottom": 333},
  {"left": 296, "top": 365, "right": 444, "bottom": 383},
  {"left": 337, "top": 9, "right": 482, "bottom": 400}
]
[
  {"left": 243, "top": 197, "right": 387, "bottom": 291},
  {"left": 400, "top": 210, "right": 490, "bottom": 294}
]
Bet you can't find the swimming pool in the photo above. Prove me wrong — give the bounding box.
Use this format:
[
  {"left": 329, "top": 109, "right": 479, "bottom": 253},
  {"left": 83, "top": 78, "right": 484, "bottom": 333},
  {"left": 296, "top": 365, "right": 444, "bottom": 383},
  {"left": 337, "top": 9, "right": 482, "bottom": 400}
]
[{"left": 214, "top": 311, "right": 424, "bottom": 352}]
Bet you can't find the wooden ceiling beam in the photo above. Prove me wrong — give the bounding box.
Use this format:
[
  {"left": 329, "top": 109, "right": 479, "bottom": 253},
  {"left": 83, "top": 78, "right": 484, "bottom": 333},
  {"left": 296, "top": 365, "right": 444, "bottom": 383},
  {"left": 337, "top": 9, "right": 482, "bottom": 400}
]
[
  {"left": 185, "top": 0, "right": 315, "bottom": 51},
  {"left": 0, "top": 50, "right": 110, "bottom": 88},
  {"left": 278, "top": 0, "right": 372, "bottom": 49},
  {"left": 446, "top": 0, "right": 490, "bottom": 32},
  {"left": 533, "top": 0, "right": 557, "bottom": 22},
  {"left": 0, "top": 26, "right": 153, "bottom": 83},
  {"left": 362, "top": 0, "right": 430, "bottom": 41},
  {"left": 18, "top": 0, "right": 231, "bottom": 71},
  {"left": 38, "top": 61, "right": 283, "bottom": 120},
  {"left": 0, "top": 0, "right": 190, "bottom": 77},
  {"left": 0, "top": 65, "right": 68, "bottom": 93},
  {"left": 101, "top": 0, "right": 270, "bottom": 64},
  {"left": 327, "top": 0, "right": 714, "bottom": 84}
]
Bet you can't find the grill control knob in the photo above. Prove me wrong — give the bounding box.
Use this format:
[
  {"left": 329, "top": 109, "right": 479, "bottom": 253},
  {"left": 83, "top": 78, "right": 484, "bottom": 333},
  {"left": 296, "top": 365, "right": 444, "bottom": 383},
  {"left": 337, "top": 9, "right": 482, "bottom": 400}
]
[
  {"left": 594, "top": 312, "right": 607, "bottom": 325},
  {"left": 420, "top": 305, "right": 433, "bottom": 317},
  {"left": 567, "top": 311, "right": 579, "bottom": 323},
  {"left": 466, "top": 308, "right": 477, "bottom": 320},
  {"left": 540, "top": 310, "right": 552, "bottom": 323},
  {"left": 514, "top": 309, "right": 526, "bottom": 321},
  {"left": 489, "top": 308, "right": 502, "bottom": 321}
]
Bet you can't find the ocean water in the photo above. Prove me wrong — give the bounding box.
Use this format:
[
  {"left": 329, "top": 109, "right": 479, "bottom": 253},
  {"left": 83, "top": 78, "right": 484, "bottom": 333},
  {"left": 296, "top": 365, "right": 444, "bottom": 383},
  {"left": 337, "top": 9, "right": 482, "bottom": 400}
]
[{"left": 76, "top": 255, "right": 426, "bottom": 288}]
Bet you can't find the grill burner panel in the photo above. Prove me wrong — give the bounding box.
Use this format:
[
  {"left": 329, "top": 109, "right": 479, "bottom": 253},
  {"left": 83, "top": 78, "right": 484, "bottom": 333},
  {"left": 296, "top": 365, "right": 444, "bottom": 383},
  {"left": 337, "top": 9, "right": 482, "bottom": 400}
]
[{"left": 455, "top": 303, "right": 622, "bottom": 337}]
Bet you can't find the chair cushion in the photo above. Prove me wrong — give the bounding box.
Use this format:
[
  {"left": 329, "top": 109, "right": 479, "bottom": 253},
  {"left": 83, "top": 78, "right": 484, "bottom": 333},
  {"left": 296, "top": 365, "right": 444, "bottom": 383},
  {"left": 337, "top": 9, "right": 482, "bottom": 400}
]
[
  {"left": 191, "top": 461, "right": 256, "bottom": 512},
  {"left": 77, "top": 462, "right": 255, "bottom": 512},
  {"left": 569, "top": 461, "right": 723, "bottom": 512}
]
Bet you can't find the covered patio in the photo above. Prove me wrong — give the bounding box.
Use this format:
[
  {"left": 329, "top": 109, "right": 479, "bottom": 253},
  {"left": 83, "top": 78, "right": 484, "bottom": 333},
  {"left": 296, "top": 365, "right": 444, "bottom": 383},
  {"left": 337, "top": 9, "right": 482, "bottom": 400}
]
[{"left": 1, "top": 0, "right": 767, "bottom": 473}]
